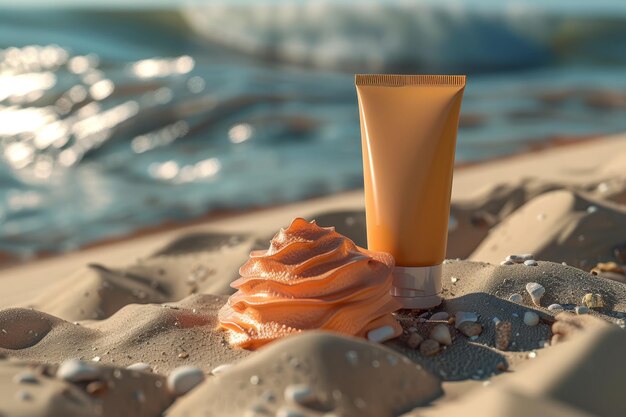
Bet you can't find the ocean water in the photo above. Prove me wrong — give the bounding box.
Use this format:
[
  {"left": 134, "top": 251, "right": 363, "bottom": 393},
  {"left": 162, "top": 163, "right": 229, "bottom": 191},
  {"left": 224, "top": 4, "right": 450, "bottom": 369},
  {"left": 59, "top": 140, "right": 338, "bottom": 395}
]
[{"left": 1, "top": 2, "right": 626, "bottom": 259}]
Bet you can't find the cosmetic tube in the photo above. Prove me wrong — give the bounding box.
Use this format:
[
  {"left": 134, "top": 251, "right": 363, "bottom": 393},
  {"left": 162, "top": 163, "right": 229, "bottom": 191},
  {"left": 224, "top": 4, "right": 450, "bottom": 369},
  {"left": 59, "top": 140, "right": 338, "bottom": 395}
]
[{"left": 355, "top": 74, "right": 466, "bottom": 309}]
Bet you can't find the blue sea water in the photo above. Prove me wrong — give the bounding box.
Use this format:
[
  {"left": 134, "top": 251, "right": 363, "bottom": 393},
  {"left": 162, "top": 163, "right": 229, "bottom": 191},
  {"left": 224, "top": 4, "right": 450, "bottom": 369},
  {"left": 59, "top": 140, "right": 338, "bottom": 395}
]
[{"left": 1, "top": 1, "right": 626, "bottom": 259}]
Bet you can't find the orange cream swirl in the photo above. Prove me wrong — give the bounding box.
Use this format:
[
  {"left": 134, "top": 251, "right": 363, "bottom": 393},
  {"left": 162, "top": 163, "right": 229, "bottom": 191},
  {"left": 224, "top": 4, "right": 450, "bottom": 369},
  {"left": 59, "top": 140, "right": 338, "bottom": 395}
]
[{"left": 218, "top": 217, "right": 402, "bottom": 349}]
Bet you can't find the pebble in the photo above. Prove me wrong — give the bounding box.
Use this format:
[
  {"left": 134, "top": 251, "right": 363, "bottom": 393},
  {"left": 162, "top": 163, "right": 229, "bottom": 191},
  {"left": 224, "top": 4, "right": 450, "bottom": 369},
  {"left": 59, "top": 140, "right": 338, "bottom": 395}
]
[
  {"left": 92, "top": 356, "right": 101, "bottom": 362},
  {"left": 210, "top": 364, "right": 234, "bottom": 376},
  {"left": 284, "top": 384, "right": 316, "bottom": 406},
  {"left": 508, "top": 293, "right": 523, "bottom": 303},
  {"left": 525, "top": 282, "right": 545, "bottom": 306},
  {"left": 178, "top": 352, "right": 189, "bottom": 359},
  {"left": 576, "top": 306, "right": 589, "bottom": 315},
  {"left": 166, "top": 366, "right": 205, "bottom": 396},
  {"left": 506, "top": 254, "right": 534, "bottom": 263},
  {"left": 458, "top": 321, "right": 483, "bottom": 337},
  {"left": 430, "top": 312, "right": 450, "bottom": 321},
  {"left": 13, "top": 372, "right": 38, "bottom": 384},
  {"left": 407, "top": 332, "right": 424, "bottom": 349},
  {"left": 455, "top": 311, "right": 478, "bottom": 328},
  {"left": 419, "top": 339, "right": 441, "bottom": 356},
  {"left": 495, "top": 321, "right": 512, "bottom": 351},
  {"left": 523, "top": 259, "right": 538, "bottom": 266},
  {"left": 582, "top": 293, "right": 605, "bottom": 309},
  {"left": 523, "top": 311, "right": 540, "bottom": 327},
  {"left": 430, "top": 324, "right": 452, "bottom": 346},
  {"left": 500, "top": 260, "right": 514, "bottom": 265},
  {"left": 450, "top": 276, "right": 458, "bottom": 283},
  {"left": 547, "top": 304, "right": 564, "bottom": 313},
  {"left": 366, "top": 325, "right": 396, "bottom": 343},
  {"left": 86, "top": 381, "right": 108, "bottom": 396},
  {"left": 126, "top": 363, "right": 153, "bottom": 373},
  {"left": 56, "top": 359, "right": 101, "bottom": 382}
]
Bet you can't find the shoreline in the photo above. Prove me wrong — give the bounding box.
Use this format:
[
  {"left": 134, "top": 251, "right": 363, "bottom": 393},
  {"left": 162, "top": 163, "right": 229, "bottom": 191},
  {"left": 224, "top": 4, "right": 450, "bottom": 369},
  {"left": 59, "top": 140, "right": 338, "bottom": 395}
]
[{"left": 0, "top": 133, "right": 610, "bottom": 270}]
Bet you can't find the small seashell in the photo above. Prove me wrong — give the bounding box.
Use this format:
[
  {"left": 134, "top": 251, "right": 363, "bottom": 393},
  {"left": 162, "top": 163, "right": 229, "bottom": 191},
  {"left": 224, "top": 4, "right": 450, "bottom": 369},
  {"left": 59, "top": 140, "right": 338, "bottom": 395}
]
[
  {"left": 500, "top": 260, "right": 514, "bottom": 266},
  {"left": 547, "top": 304, "right": 564, "bottom": 313},
  {"left": 523, "top": 311, "right": 539, "bottom": 327},
  {"left": 458, "top": 321, "right": 483, "bottom": 338},
  {"left": 126, "top": 363, "right": 153, "bottom": 373},
  {"left": 430, "top": 324, "right": 452, "bottom": 346},
  {"left": 455, "top": 311, "right": 478, "bottom": 328},
  {"left": 211, "top": 364, "right": 233, "bottom": 376},
  {"left": 508, "top": 293, "right": 523, "bottom": 303},
  {"left": 506, "top": 254, "right": 534, "bottom": 263},
  {"left": 367, "top": 325, "right": 396, "bottom": 343},
  {"left": 525, "top": 282, "right": 545, "bottom": 306},
  {"left": 407, "top": 332, "right": 423, "bottom": 349},
  {"left": 590, "top": 261, "right": 624, "bottom": 275},
  {"left": 582, "top": 293, "right": 605, "bottom": 309},
  {"left": 167, "top": 366, "right": 205, "bottom": 396},
  {"left": 419, "top": 339, "right": 441, "bottom": 356},
  {"left": 575, "top": 306, "right": 589, "bottom": 315},
  {"left": 523, "top": 259, "right": 538, "bottom": 266},
  {"left": 430, "top": 312, "right": 450, "bottom": 321},
  {"left": 56, "top": 359, "right": 101, "bottom": 382},
  {"left": 495, "top": 321, "right": 512, "bottom": 351}
]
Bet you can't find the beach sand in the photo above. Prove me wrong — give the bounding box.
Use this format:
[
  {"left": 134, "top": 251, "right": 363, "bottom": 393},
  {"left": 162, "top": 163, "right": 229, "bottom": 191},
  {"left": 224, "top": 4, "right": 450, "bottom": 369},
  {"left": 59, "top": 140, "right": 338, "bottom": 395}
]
[{"left": 0, "top": 134, "right": 625, "bottom": 417}]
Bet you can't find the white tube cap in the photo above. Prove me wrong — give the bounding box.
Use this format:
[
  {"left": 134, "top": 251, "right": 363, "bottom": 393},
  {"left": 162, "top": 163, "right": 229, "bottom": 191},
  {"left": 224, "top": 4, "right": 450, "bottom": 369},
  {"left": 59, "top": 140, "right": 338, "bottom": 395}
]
[{"left": 390, "top": 265, "right": 443, "bottom": 309}]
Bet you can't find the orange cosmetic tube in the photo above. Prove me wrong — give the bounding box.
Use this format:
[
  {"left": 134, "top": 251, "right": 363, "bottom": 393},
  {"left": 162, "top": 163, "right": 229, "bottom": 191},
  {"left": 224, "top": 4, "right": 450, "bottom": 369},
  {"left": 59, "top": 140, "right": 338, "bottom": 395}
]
[{"left": 355, "top": 74, "right": 466, "bottom": 309}]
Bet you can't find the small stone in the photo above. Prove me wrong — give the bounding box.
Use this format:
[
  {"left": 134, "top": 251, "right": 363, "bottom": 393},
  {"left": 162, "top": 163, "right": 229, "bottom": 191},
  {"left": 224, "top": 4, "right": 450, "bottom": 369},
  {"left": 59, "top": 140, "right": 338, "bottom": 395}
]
[
  {"left": 495, "top": 321, "right": 512, "bottom": 351},
  {"left": 525, "top": 282, "right": 545, "bottom": 306},
  {"left": 523, "top": 259, "right": 538, "bottom": 266},
  {"left": 458, "top": 321, "right": 483, "bottom": 337},
  {"left": 576, "top": 306, "right": 589, "bottom": 315},
  {"left": 419, "top": 339, "right": 441, "bottom": 356},
  {"left": 523, "top": 311, "right": 540, "bottom": 327},
  {"left": 86, "top": 381, "right": 108, "bottom": 396},
  {"left": 167, "top": 366, "right": 205, "bottom": 396},
  {"left": 284, "top": 384, "right": 316, "bottom": 406},
  {"left": 407, "top": 332, "right": 424, "bottom": 349},
  {"left": 528, "top": 351, "right": 537, "bottom": 359},
  {"left": 586, "top": 206, "right": 597, "bottom": 214},
  {"left": 430, "top": 324, "right": 452, "bottom": 346},
  {"left": 547, "top": 304, "right": 564, "bottom": 313},
  {"left": 367, "top": 325, "right": 396, "bottom": 343},
  {"left": 508, "top": 293, "right": 523, "bottom": 303},
  {"left": 211, "top": 364, "right": 233, "bottom": 376},
  {"left": 178, "top": 352, "right": 189, "bottom": 359},
  {"left": 250, "top": 375, "right": 261, "bottom": 385},
  {"left": 92, "top": 356, "right": 101, "bottom": 362},
  {"left": 450, "top": 277, "right": 458, "bottom": 283},
  {"left": 506, "top": 254, "right": 534, "bottom": 263},
  {"left": 56, "top": 359, "right": 101, "bottom": 382},
  {"left": 496, "top": 362, "right": 508, "bottom": 372},
  {"left": 13, "top": 372, "right": 38, "bottom": 384},
  {"left": 126, "top": 363, "right": 153, "bottom": 373},
  {"left": 455, "top": 311, "right": 478, "bottom": 328},
  {"left": 582, "top": 293, "right": 605, "bottom": 309},
  {"left": 430, "top": 312, "right": 450, "bottom": 321},
  {"left": 500, "top": 260, "right": 514, "bottom": 265}
]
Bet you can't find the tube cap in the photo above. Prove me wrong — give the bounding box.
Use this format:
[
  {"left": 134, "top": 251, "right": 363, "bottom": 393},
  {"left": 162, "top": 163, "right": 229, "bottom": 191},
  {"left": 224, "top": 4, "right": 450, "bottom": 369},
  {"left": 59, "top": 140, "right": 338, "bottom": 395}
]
[{"left": 390, "top": 265, "right": 443, "bottom": 309}]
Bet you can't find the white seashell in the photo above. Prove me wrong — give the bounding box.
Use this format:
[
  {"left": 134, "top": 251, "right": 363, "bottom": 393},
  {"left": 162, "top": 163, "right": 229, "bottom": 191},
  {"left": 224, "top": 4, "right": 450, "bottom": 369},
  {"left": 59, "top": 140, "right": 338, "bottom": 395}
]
[
  {"left": 430, "top": 312, "right": 450, "bottom": 321},
  {"left": 575, "top": 306, "right": 589, "bottom": 315},
  {"left": 523, "top": 311, "right": 540, "bottom": 326},
  {"left": 366, "top": 325, "right": 395, "bottom": 343},
  {"left": 508, "top": 293, "right": 523, "bottom": 303},
  {"left": 284, "top": 384, "right": 317, "bottom": 406},
  {"left": 506, "top": 254, "right": 534, "bottom": 263},
  {"left": 455, "top": 311, "right": 478, "bottom": 328},
  {"left": 56, "top": 359, "right": 101, "bottom": 382},
  {"left": 167, "top": 366, "right": 205, "bottom": 396},
  {"left": 126, "top": 363, "right": 153, "bottom": 373},
  {"left": 430, "top": 324, "right": 452, "bottom": 346},
  {"left": 523, "top": 259, "right": 538, "bottom": 266},
  {"left": 210, "top": 364, "right": 234, "bottom": 376},
  {"left": 547, "top": 304, "right": 564, "bottom": 313},
  {"left": 525, "top": 282, "right": 545, "bottom": 306}
]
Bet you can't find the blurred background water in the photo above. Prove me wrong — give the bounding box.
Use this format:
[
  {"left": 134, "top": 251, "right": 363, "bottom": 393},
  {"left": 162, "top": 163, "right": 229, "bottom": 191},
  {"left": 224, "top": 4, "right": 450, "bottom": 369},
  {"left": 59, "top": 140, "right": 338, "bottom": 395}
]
[{"left": 2, "top": 0, "right": 626, "bottom": 260}]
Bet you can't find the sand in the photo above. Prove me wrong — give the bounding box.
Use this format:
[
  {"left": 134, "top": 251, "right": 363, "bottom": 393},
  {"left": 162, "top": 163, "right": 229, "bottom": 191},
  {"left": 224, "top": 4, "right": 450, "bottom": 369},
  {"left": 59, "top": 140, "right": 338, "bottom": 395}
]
[{"left": 0, "top": 134, "right": 625, "bottom": 416}]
